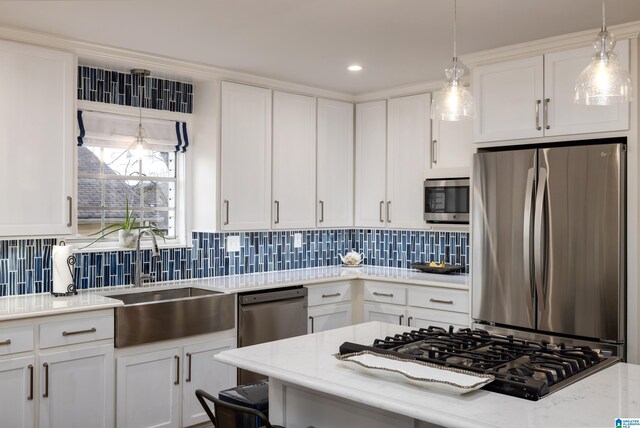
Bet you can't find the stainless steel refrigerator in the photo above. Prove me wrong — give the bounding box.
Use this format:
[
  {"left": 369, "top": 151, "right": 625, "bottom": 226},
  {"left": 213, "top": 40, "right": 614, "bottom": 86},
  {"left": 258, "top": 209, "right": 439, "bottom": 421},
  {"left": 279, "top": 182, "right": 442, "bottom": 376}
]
[{"left": 472, "top": 139, "right": 626, "bottom": 358}]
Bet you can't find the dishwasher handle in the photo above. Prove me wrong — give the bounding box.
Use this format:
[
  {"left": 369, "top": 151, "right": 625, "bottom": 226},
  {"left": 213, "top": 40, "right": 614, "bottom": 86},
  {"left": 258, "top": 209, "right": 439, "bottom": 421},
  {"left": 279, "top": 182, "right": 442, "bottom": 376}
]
[{"left": 239, "top": 287, "right": 308, "bottom": 305}]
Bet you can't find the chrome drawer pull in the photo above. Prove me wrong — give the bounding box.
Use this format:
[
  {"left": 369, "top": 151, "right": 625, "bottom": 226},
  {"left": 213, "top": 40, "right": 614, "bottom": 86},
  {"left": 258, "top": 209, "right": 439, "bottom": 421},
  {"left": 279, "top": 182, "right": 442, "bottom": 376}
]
[
  {"left": 0, "top": 339, "right": 11, "bottom": 346},
  {"left": 321, "top": 292, "right": 341, "bottom": 298},
  {"left": 373, "top": 292, "right": 394, "bottom": 298},
  {"left": 62, "top": 327, "right": 96, "bottom": 336},
  {"left": 430, "top": 298, "right": 454, "bottom": 305}
]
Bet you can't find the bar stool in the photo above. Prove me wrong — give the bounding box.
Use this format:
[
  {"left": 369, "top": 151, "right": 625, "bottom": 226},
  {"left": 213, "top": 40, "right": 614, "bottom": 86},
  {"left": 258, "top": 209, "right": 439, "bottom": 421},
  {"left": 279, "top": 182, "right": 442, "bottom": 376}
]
[{"left": 195, "top": 389, "right": 285, "bottom": 428}]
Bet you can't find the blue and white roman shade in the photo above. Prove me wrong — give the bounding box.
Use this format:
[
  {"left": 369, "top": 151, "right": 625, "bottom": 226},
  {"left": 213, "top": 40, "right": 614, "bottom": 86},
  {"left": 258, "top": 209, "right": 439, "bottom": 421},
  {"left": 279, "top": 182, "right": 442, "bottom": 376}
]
[{"left": 77, "top": 110, "right": 190, "bottom": 153}]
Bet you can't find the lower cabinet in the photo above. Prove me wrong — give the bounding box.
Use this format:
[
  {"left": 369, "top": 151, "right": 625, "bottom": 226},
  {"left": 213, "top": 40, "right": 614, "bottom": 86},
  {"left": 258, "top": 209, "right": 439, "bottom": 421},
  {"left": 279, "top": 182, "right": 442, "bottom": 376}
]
[
  {"left": 116, "top": 336, "right": 236, "bottom": 428},
  {"left": 39, "top": 344, "right": 115, "bottom": 428},
  {"left": 406, "top": 307, "right": 469, "bottom": 331},
  {"left": 363, "top": 303, "right": 406, "bottom": 326},
  {"left": 308, "top": 303, "right": 352, "bottom": 334},
  {"left": 0, "top": 356, "right": 35, "bottom": 428}
]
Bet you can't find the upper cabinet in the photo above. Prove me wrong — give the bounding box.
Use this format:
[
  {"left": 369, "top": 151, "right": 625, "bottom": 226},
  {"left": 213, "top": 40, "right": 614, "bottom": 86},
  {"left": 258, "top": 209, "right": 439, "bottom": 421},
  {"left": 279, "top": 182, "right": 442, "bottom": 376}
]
[
  {"left": 472, "top": 39, "right": 629, "bottom": 143},
  {"left": 0, "top": 40, "right": 74, "bottom": 237},
  {"left": 220, "top": 82, "right": 272, "bottom": 230},
  {"left": 272, "top": 91, "right": 317, "bottom": 229},
  {"left": 426, "top": 118, "right": 473, "bottom": 178},
  {"left": 316, "top": 99, "right": 354, "bottom": 228},
  {"left": 355, "top": 94, "right": 431, "bottom": 230},
  {"left": 355, "top": 101, "right": 387, "bottom": 228}
]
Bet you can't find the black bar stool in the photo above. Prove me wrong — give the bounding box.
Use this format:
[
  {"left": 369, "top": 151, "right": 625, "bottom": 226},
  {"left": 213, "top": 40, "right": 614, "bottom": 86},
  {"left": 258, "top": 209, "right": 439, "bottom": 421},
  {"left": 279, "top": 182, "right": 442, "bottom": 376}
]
[{"left": 195, "top": 389, "right": 285, "bottom": 428}]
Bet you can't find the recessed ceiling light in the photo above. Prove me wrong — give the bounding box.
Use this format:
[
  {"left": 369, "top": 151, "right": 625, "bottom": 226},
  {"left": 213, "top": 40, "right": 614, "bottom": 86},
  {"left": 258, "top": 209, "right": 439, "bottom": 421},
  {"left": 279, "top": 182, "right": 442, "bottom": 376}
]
[{"left": 348, "top": 65, "right": 363, "bottom": 72}]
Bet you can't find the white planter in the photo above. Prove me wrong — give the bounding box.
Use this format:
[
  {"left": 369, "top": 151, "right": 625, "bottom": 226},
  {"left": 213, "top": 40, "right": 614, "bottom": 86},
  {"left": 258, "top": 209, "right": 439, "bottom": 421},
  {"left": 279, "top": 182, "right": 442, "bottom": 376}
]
[{"left": 118, "top": 229, "right": 138, "bottom": 249}]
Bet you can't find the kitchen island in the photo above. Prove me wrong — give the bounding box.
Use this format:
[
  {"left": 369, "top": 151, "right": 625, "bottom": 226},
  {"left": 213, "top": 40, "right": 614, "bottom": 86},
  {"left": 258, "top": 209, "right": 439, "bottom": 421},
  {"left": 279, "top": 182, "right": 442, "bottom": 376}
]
[{"left": 215, "top": 322, "right": 640, "bottom": 428}]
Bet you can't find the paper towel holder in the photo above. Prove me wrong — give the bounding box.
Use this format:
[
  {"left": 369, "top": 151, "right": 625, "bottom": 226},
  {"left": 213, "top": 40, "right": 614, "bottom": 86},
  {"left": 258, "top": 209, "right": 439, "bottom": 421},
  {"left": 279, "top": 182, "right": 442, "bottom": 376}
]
[{"left": 51, "top": 241, "right": 78, "bottom": 297}]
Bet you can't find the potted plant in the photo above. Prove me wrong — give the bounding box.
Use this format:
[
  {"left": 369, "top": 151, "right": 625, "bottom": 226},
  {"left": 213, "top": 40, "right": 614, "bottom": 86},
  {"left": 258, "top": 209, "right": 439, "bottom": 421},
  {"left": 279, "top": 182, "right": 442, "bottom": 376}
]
[{"left": 83, "top": 196, "right": 165, "bottom": 249}]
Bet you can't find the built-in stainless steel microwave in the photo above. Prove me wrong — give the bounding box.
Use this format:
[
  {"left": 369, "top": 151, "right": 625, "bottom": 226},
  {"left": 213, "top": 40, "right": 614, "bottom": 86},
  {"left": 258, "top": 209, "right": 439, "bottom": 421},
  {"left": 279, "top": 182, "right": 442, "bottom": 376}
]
[{"left": 424, "top": 178, "right": 470, "bottom": 224}]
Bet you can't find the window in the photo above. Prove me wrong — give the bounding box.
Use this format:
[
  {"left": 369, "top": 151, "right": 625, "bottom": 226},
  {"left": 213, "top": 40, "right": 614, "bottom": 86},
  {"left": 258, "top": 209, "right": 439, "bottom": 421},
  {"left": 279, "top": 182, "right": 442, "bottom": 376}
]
[
  {"left": 77, "top": 146, "right": 177, "bottom": 238},
  {"left": 75, "top": 109, "right": 189, "bottom": 244}
]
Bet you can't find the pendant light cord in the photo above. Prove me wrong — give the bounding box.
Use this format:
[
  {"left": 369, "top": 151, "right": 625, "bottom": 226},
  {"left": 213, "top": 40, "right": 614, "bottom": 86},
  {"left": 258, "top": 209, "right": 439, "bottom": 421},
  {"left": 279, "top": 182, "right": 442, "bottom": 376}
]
[
  {"left": 453, "top": 0, "right": 457, "bottom": 61},
  {"left": 602, "top": 0, "right": 606, "bottom": 31}
]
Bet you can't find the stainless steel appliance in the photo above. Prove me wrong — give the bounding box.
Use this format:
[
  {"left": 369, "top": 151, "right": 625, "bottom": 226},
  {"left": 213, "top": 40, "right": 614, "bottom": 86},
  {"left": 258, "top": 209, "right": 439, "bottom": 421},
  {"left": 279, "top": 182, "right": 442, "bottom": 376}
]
[
  {"left": 339, "top": 325, "right": 618, "bottom": 401},
  {"left": 472, "top": 139, "right": 626, "bottom": 357},
  {"left": 424, "top": 178, "right": 470, "bottom": 223},
  {"left": 238, "top": 286, "right": 308, "bottom": 384}
]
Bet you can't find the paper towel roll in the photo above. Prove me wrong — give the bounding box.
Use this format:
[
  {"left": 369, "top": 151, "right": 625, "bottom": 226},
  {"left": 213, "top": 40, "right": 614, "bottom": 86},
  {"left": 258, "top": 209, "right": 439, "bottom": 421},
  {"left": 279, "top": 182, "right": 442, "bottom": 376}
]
[{"left": 52, "top": 245, "right": 73, "bottom": 295}]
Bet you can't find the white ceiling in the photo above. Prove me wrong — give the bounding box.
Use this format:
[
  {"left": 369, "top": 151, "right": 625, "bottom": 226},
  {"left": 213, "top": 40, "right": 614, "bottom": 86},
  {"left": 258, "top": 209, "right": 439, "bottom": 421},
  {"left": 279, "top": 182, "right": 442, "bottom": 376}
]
[{"left": 0, "top": 0, "right": 639, "bottom": 95}]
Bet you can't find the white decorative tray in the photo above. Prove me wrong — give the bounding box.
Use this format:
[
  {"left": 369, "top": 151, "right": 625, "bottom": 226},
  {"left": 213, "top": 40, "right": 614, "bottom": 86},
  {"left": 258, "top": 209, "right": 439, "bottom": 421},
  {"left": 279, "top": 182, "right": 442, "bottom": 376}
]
[{"left": 335, "top": 351, "right": 494, "bottom": 394}]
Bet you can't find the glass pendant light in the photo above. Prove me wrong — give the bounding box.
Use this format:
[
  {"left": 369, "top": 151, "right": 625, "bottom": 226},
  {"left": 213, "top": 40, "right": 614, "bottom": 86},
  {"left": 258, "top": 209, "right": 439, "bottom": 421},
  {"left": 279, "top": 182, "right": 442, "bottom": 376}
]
[
  {"left": 431, "top": 0, "right": 474, "bottom": 121},
  {"left": 575, "top": 0, "right": 632, "bottom": 105},
  {"left": 131, "top": 69, "right": 151, "bottom": 158}
]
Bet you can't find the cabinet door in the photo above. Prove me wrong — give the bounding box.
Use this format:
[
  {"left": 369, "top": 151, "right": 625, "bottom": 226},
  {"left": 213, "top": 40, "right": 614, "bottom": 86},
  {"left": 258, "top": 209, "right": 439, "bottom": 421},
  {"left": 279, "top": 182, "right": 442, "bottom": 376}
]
[
  {"left": 0, "top": 40, "right": 74, "bottom": 237},
  {"left": 406, "top": 307, "right": 469, "bottom": 331},
  {"left": 363, "top": 303, "right": 406, "bottom": 326},
  {"left": 387, "top": 94, "right": 431, "bottom": 229},
  {"left": 355, "top": 101, "right": 387, "bottom": 228},
  {"left": 182, "top": 338, "right": 237, "bottom": 427},
  {"left": 308, "top": 303, "right": 353, "bottom": 334},
  {"left": 544, "top": 39, "right": 630, "bottom": 136},
  {"left": 221, "top": 82, "right": 272, "bottom": 230},
  {"left": 317, "top": 98, "right": 354, "bottom": 228},
  {"left": 0, "top": 356, "right": 35, "bottom": 428},
  {"left": 39, "top": 345, "right": 114, "bottom": 428},
  {"left": 473, "top": 56, "right": 544, "bottom": 143},
  {"left": 272, "top": 91, "right": 317, "bottom": 229},
  {"left": 428, "top": 118, "right": 473, "bottom": 177},
  {"left": 116, "top": 347, "right": 180, "bottom": 428}
]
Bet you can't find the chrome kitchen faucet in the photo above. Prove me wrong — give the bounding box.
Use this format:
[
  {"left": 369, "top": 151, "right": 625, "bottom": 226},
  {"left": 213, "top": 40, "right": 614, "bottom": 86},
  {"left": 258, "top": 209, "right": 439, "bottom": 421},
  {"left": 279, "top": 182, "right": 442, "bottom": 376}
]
[{"left": 134, "top": 230, "right": 160, "bottom": 287}]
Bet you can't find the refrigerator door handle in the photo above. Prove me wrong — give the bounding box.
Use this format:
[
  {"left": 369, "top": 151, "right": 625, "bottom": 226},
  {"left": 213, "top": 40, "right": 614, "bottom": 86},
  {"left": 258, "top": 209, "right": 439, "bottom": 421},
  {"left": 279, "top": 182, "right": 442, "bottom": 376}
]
[
  {"left": 523, "top": 167, "right": 536, "bottom": 304},
  {"left": 534, "top": 167, "right": 547, "bottom": 310}
]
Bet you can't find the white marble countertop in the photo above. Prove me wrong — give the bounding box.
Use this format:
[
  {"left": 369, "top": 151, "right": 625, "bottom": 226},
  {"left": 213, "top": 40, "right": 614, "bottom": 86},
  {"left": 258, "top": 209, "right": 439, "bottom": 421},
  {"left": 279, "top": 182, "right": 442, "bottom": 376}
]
[
  {"left": 215, "top": 322, "right": 640, "bottom": 428},
  {"left": 0, "top": 266, "right": 468, "bottom": 321}
]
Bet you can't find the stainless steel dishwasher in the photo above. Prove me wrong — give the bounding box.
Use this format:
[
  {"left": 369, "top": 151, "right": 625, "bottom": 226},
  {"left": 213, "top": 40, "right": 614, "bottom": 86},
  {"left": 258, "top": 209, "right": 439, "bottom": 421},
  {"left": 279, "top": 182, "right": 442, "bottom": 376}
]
[{"left": 238, "top": 286, "right": 308, "bottom": 384}]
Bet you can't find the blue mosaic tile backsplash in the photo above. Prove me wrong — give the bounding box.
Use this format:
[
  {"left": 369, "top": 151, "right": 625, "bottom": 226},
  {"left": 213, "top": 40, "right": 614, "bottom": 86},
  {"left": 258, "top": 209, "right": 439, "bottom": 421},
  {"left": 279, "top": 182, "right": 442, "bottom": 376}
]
[
  {"left": 77, "top": 65, "right": 193, "bottom": 113},
  {"left": 0, "top": 229, "right": 469, "bottom": 296}
]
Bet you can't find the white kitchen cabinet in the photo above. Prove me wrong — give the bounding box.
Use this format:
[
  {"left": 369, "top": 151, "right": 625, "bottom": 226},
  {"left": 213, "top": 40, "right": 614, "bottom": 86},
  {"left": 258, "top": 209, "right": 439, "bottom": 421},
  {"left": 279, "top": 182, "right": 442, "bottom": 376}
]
[
  {"left": 272, "top": 91, "right": 317, "bottom": 229},
  {"left": 116, "top": 347, "right": 181, "bottom": 428},
  {"left": 355, "top": 95, "right": 430, "bottom": 230},
  {"left": 427, "top": 118, "right": 473, "bottom": 178},
  {"left": 473, "top": 56, "right": 544, "bottom": 143},
  {"left": 0, "top": 40, "right": 74, "bottom": 237},
  {"left": 220, "top": 81, "right": 272, "bottom": 230},
  {"left": 181, "top": 338, "right": 236, "bottom": 427},
  {"left": 473, "top": 40, "right": 629, "bottom": 143},
  {"left": 0, "top": 356, "right": 35, "bottom": 428},
  {"left": 39, "top": 345, "right": 114, "bottom": 428},
  {"left": 355, "top": 100, "right": 388, "bottom": 228},
  {"left": 317, "top": 98, "right": 354, "bottom": 228},
  {"left": 544, "top": 40, "right": 629, "bottom": 136},
  {"left": 386, "top": 93, "right": 431, "bottom": 229},
  {"left": 308, "top": 303, "right": 353, "bottom": 334},
  {"left": 363, "top": 303, "right": 407, "bottom": 326},
  {"left": 406, "top": 307, "right": 469, "bottom": 331}
]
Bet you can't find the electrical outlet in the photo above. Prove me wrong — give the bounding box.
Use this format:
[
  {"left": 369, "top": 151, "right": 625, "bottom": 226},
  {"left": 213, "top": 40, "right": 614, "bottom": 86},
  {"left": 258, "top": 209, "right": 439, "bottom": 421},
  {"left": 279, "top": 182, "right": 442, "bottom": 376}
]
[
  {"left": 226, "top": 236, "right": 241, "bottom": 252},
  {"left": 294, "top": 233, "right": 302, "bottom": 248}
]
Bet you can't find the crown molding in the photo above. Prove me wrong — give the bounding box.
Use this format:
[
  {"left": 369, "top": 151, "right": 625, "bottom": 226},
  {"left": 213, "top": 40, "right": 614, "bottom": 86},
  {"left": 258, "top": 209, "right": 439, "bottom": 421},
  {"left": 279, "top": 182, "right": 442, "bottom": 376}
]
[
  {"left": 0, "top": 24, "right": 354, "bottom": 102},
  {"left": 352, "top": 79, "right": 443, "bottom": 103},
  {"left": 461, "top": 20, "right": 640, "bottom": 67}
]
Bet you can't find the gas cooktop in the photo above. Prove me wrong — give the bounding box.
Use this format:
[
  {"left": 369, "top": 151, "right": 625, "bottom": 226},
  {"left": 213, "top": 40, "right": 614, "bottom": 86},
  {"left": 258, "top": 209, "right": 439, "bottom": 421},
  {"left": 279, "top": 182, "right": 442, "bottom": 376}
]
[{"left": 338, "top": 326, "right": 619, "bottom": 401}]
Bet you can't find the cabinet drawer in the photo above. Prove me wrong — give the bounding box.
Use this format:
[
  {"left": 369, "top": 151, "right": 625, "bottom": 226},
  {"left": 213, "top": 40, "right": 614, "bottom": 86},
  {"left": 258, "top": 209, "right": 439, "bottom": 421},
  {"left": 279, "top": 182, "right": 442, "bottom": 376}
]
[
  {"left": 0, "top": 325, "right": 33, "bottom": 356},
  {"left": 363, "top": 281, "right": 406, "bottom": 305},
  {"left": 39, "top": 314, "right": 114, "bottom": 349},
  {"left": 407, "top": 287, "right": 468, "bottom": 313},
  {"left": 307, "top": 282, "right": 352, "bottom": 306}
]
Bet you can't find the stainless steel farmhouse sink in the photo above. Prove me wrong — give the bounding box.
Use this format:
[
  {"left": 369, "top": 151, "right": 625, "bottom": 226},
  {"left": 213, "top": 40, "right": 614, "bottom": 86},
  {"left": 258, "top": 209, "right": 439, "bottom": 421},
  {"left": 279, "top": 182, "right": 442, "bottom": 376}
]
[{"left": 109, "top": 287, "right": 234, "bottom": 348}]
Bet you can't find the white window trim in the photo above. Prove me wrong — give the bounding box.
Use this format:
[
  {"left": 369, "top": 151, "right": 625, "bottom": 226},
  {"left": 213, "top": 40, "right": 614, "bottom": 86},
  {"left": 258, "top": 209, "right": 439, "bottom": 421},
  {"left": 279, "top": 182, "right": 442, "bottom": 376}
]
[{"left": 69, "top": 100, "right": 192, "bottom": 252}]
